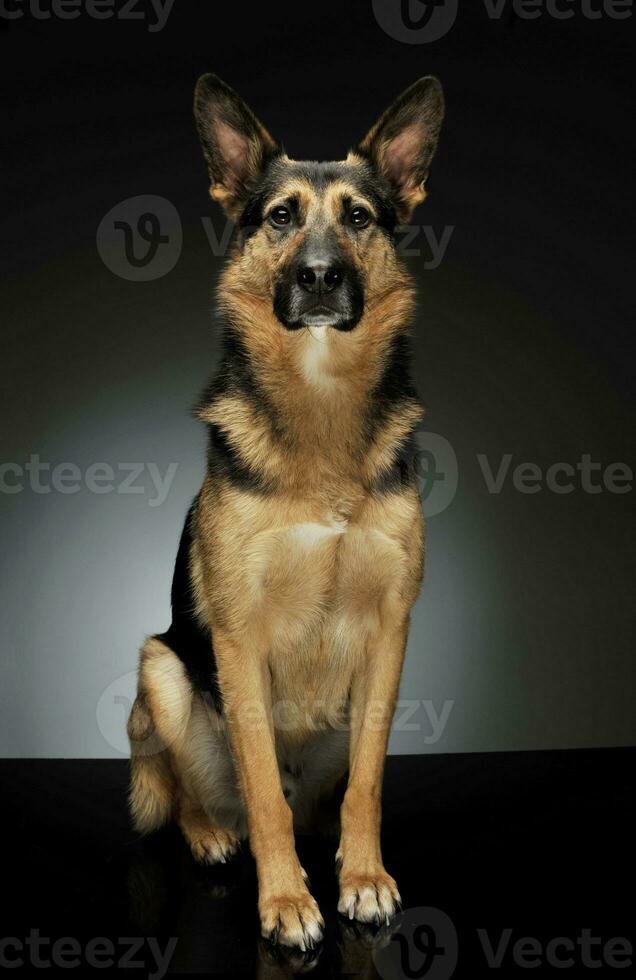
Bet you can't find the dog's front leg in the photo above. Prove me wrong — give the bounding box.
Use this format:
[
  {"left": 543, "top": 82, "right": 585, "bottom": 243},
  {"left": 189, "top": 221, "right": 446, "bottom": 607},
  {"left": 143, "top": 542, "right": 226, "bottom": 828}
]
[
  {"left": 336, "top": 622, "right": 407, "bottom": 924},
  {"left": 213, "top": 629, "right": 324, "bottom": 950}
]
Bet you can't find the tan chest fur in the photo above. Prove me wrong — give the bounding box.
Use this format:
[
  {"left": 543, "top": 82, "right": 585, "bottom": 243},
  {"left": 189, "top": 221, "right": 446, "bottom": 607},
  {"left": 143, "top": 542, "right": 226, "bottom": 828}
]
[{"left": 193, "top": 479, "right": 424, "bottom": 740}]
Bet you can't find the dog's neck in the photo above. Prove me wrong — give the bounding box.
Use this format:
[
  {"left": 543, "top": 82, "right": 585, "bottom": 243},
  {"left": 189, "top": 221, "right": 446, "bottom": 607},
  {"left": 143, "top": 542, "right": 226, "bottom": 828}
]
[{"left": 198, "top": 290, "right": 423, "bottom": 492}]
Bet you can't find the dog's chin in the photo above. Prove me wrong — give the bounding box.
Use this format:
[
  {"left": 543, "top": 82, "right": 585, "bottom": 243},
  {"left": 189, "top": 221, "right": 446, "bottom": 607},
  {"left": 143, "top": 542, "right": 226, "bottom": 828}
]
[
  {"left": 300, "top": 311, "right": 339, "bottom": 327},
  {"left": 278, "top": 306, "right": 362, "bottom": 334}
]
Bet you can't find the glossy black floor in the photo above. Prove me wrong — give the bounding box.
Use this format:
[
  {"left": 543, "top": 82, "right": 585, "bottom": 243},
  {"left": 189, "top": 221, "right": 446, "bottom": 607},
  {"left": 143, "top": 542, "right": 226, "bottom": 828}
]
[{"left": 2, "top": 749, "right": 633, "bottom": 977}]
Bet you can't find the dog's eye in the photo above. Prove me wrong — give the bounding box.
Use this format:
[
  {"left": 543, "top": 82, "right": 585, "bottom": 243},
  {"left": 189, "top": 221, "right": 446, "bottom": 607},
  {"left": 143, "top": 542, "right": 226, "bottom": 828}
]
[
  {"left": 349, "top": 206, "right": 370, "bottom": 228},
  {"left": 270, "top": 206, "right": 292, "bottom": 227}
]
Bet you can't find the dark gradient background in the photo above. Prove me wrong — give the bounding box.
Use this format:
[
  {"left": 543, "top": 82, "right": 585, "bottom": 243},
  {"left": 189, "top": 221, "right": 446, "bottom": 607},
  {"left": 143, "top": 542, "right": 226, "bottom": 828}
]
[{"left": 1, "top": 1, "right": 634, "bottom": 757}]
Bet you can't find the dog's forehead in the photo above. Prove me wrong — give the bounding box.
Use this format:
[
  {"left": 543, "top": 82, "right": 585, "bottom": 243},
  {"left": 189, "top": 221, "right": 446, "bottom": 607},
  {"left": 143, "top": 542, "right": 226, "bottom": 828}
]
[{"left": 263, "top": 157, "right": 381, "bottom": 204}]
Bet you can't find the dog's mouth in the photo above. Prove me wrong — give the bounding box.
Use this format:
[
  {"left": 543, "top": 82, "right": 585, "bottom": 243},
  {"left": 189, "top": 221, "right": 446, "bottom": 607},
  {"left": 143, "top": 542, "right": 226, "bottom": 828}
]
[
  {"left": 299, "top": 303, "right": 343, "bottom": 325},
  {"left": 274, "top": 294, "right": 364, "bottom": 333},
  {"left": 295, "top": 306, "right": 360, "bottom": 332}
]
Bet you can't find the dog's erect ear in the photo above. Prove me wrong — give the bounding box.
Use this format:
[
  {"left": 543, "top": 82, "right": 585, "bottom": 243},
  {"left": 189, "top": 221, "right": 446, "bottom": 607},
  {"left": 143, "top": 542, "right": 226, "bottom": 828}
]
[
  {"left": 355, "top": 77, "right": 444, "bottom": 222},
  {"left": 194, "top": 74, "right": 281, "bottom": 218}
]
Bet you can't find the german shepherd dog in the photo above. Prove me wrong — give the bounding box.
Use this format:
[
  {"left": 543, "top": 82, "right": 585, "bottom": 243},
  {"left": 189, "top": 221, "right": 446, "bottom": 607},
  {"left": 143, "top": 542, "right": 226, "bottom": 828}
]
[{"left": 127, "top": 73, "right": 444, "bottom": 949}]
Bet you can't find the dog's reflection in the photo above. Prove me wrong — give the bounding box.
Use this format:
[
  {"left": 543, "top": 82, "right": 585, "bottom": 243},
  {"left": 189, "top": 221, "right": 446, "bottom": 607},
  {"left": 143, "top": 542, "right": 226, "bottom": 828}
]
[
  {"left": 257, "top": 921, "right": 392, "bottom": 980},
  {"left": 126, "top": 828, "right": 245, "bottom": 926},
  {"left": 125, "top": 831, "right": 394, "bottom": 977}
]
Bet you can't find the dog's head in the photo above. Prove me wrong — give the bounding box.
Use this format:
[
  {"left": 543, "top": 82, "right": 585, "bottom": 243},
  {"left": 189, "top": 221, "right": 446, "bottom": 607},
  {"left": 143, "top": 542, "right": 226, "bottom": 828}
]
[{"left": 194, "top": 75, "right": 444, "bottom": 333}]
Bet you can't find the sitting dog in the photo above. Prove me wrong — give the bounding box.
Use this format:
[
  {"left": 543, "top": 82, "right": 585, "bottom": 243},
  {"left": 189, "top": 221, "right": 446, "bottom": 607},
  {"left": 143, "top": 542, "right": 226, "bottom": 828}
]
[{"left": 127, "top": 72, "right": 444, "bottom": 950}]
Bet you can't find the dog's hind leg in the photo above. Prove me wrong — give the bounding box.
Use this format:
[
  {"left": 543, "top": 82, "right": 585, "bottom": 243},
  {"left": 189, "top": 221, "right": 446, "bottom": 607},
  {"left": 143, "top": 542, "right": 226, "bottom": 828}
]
[
  {"left": 129, "top": 635, "right": 245, "bottom": 864},
  {"left": 127, "top": 634, "right": 191, "bottom": 834},
  {"left": 127, "top": 690, "right": 176, "bottom": 834}
]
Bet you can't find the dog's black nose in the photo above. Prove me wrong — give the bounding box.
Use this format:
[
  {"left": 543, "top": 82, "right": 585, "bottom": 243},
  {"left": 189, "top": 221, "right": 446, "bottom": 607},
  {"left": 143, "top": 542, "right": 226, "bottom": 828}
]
[{"left": 297, "top": 262, "right": 344, "bottom": 294}]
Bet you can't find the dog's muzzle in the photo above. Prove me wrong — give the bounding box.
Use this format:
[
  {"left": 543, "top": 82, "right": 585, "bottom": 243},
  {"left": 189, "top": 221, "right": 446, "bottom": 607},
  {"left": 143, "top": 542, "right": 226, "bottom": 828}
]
[{"left": 273, "top": 251, "right": 364, "bottom": 332}]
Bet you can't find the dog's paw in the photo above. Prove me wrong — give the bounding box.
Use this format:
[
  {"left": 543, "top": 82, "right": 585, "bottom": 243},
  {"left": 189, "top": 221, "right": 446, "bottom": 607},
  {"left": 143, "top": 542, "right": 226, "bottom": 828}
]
[
  {"left": 338, "top": 869, "right": 401, "bottom": 926},
  {"left": 189, "top": 827, "right": 240, "bottom": 865},
  {"left": 260, "top": 892, "right": 324, "bottom": 950}
]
